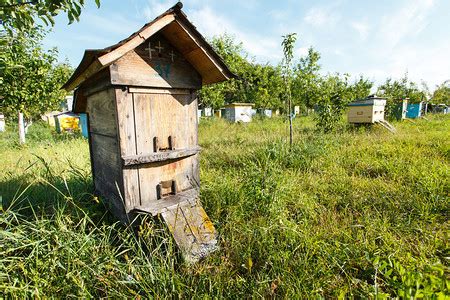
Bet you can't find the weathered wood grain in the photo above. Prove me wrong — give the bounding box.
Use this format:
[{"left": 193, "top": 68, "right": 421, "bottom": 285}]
[
  {"left": 122, "top": 147, "right": 200, "bottom": 166},
  {"left": 128, "top": 87, "right": 190, "bottom": 95},
  {"left": 115, "top": 88, "right": 140, "bottom": 209},
  {"left": 160, "top": 198, "right": 218, "bottom": 263},
  {"left": 86, "top": 89, "right": 117, "bottom": 137},
  {"left": 134, "top": 187, "right": 199, "bottom": 215},
  {"left": 110, "top": 35, "right": 202, "bottom": 89}
]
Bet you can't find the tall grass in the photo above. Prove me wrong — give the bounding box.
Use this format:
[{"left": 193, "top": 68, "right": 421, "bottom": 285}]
[{"left": 1, "top": 116, "right": 449, "bottom": 297}]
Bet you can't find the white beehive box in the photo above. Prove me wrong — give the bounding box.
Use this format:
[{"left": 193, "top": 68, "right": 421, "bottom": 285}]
[
  {"left": 224, "top": 103, "right": 255, "bottom": 123},
  {"left": 348, "top": 98, "right": 387, "bottom": 123}
]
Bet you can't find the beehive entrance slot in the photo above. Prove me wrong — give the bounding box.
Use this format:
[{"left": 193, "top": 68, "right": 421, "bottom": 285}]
[
  {"left": 157, "top": 179, "right": 177, "bottom": 199},
  {"left": 153, "top": 136, "right": 176, "bottom": 152}
]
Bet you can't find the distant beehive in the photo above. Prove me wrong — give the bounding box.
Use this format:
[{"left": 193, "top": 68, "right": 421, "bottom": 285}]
[
  {"left": 62, "top": 2, "right": 235, "bottom": 262},
  {"left": 406, "top": 102, "right": 423, "bottom": 119},
  {"left": 54, "top": 112, "right": 80, "bottom": 133},
  {"left": 347, "top": 97, "right": 386, "bottom": 123},
  {"left": 223, "top": 103, "right": 255, "bottom": 122},
  {"left": 393, "top": 99, "right": 408, "bottom": 120}
]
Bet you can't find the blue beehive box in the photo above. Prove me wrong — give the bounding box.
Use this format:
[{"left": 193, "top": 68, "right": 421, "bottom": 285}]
[
  {"left": 406, "top": 102, "right": 422, "bottom": 118},
  {"left": 78, "top": 113, "right": 89, "bottom": 138}
]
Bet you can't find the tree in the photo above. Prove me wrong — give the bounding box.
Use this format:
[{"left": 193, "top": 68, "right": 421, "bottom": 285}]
[
  {"left": 281, "top": 33, "right": 297, "bottom": 146},
  {"left": 0, "top": 0, "right": 100, "bottom": 33},
  {"left": 292, "top": 47, "right": 322, "bottom": 111},
  {"left": 432, "top": 80, "right": 450, "bottom": 105},
  {"left": 198, "top": 34, "right": 257, "bottom": 109},
  {"left": 314, "top": 73, "right": 352, "bottom": 132},
  {"left": 349, "top": 75, "right": 373, "bottom": 101},
  {"left": 0, "top": 28, "right": 72, "bottom": 143},
  {"left": 253, "top": 64, "right": 283, "bottom": 110}
]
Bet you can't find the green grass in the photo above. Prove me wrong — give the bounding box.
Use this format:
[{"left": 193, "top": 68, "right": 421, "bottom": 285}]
[{"left": 1, "top": 116, "right": 449, "bottom": 298}]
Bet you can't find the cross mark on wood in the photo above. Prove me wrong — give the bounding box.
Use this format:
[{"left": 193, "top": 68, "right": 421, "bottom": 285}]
[
  {"left": 155, "top": 41, "right": 164, "bottom": 53},
  {"left": 145, "top": 41, "right": 156, "bottom": 59},
  {"left": 169, "top": 50, "right": 176, "bottom": 62}
]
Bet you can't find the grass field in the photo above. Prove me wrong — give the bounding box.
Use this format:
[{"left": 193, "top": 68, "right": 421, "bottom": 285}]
[{"left": 1, "top": 115, "right": 449, "bottom": 298}]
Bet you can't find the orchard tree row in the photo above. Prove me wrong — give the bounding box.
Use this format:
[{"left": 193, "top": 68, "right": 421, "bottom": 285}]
[{"left": 199, "top": 34, "right": 448, "bottom": 130}]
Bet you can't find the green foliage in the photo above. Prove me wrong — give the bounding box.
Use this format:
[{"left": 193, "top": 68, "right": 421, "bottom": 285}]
[
  {"left": 292, "top": 47, "right": 322, "bottom": 110},
  {"left": 0, "top": 0, "right": 101, "bottom": 33},
  {"left": 376, "top": 257, "right": 448, "bottom": 298},
  {"left": 432, "top": 80, "right": 450, "bottom": 105},
  {"left": 252, "top": 64, "right": 283, "bottom": 109},
  {"left": 199, "top": 34, "right": 284, "bottom": 110},
  {"left": 1, "top": 115, "right": 449, "bottom": 297},
  {"left": 198, "top": 34, "right": 253, "bottom": 108},
  {"left": 349, "top": 75, "right": 373, "bottom": 100},
  {"left": 314, "top": 73, "right": 353, "bottom": 132},
  {"left": 0, "top": 28, "right": 73, "bottom": 119}
]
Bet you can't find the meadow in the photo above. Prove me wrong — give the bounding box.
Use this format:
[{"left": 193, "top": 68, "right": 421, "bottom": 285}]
[{"left": 1, "top": 115, "right": 449, "bottom": 298}]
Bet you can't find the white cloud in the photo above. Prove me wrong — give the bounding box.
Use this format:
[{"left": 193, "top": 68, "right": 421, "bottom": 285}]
[
  {"left": 377, "top": 0, "right": 434, "bottom": 47},
  {"left": 350, "top": 21, "right": 370, "bottom": 41},
  {"left": 143, "top": 0, "right": 174, "bottom": 20},
  {"left": 304, "top": 6, "right": 340, "bottom": 27},
  {"left": 187, "top": 6, "right": 282, "bottom": 62},
  {"left": 295, "top": 47, "right": 309, "bottom": 57}
]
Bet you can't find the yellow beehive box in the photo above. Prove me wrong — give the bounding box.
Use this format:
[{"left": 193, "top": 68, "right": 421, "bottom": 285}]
[
  {"left": 54, "top": 112, "right": 80, "bottom": 133},
  {"left": 347, "top": 98, "right": 386, "bottom": 123}
]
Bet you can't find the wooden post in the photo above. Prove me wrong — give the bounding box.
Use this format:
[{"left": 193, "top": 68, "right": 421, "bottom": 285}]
[{"left": 18, "top": 111, "right": 25, "bottom": 144}]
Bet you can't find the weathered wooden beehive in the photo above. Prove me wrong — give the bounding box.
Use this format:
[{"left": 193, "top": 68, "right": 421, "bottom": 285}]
[{"left": 63, "top": 2, "right": 234, "bottom": 262}]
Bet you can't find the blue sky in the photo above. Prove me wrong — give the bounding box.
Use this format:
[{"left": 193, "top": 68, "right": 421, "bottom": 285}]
[{"left": 43, "top": 0, "right": 450, "bottom": 91}]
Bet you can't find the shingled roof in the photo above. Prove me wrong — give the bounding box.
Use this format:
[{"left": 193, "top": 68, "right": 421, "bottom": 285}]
[{"left": 63, "top": 2, "right": 235, "bottom": 91}]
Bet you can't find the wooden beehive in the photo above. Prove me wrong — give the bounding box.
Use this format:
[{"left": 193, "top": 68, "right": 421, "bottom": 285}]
[
  {"left": 63, "top": 2, "right": 235, "bottom": 262},
  {"left": 223, "top": 103, "right": 255, "bottom": 123},
  {"left": 347, "top": 97, "right": 387, "bottom": 123}
]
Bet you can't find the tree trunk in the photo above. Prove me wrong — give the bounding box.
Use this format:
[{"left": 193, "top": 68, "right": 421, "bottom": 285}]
[
  {"left": 288, "top": 98, "right": 293, "bottom": 146},
  {"left": 18, "top": 111, "right": 26, "bottom": 144}
]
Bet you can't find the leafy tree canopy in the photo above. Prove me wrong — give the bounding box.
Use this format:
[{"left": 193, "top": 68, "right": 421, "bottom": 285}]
[
  {"left": 0, "top": 28, "right": 72, "bottom": 119},
  {"left": 432, "top": 80, "right": 450, "bottom": 105},
  {"left": 0, "top": 0, "right": 100, "bottom": 33}
]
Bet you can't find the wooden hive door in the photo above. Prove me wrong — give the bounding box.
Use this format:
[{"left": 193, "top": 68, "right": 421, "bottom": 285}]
[
  {"left": 133, "top": 89, "right": 199, "bottom": 207},
  {"left": 117, "top": 87, "right": 200, "bottom": 215}
]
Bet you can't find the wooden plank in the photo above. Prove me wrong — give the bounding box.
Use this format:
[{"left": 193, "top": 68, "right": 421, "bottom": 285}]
[
  {"left": 64, "top": 59, "right": 103, "bottom": 91},
  {"left": 90, "top": 134, "right": 123, "bottom": 216},
  {"left": 122, "top": 147, "right": 201, "bottom": 166},
  {"left": 123, "top": 168, "right": 140, "bottom": 209},
  {"left": 86, "top": 89, "right": 117, "bottom": 137},
  {"left": 115, "top": 88, "right": 140, "bottom": 208},
  {"left": 115, "top": 88, "right": 136, "bottom": 157},
  {"left": 128, "top": 87, "right": 190, "bottom": 95},
  {"left": 90, "top": 135, "right": 121, "bottom": 184},
  {"left": 133, "top": 93, "right": 153, "bottom": 154},
  {"left": 110, "top": 35, "right": 202, "bottom": 89},
  {"left": 133, "top": 187, "right": 198, "bottom": 215},
  {"left": 160, "top": 199, "right": 218, "bottom": 263}
]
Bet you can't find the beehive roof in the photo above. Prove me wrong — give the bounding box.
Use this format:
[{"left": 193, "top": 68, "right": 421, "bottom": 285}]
[{"left": 63, "top": 2, "right": 235, "bottom": 91}]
